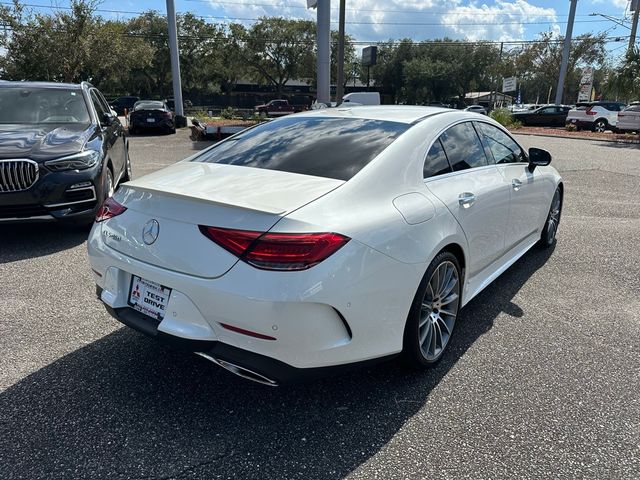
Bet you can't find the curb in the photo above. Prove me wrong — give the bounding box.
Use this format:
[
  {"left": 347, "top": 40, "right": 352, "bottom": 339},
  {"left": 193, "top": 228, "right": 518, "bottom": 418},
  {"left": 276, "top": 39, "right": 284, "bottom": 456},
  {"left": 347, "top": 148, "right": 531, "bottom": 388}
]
[{"left": 510, "top": 130, "right": 640, "bottom": 145}]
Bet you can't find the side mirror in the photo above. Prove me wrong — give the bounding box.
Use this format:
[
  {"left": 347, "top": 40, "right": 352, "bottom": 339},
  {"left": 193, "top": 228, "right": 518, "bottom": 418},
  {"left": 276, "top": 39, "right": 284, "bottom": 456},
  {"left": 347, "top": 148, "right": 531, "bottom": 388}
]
[
  {"left": 101, "top": 112, "right": 116, "bottom": 127},
  {"left": 528, "top": 147, "right": 551, "bottom": 172}
]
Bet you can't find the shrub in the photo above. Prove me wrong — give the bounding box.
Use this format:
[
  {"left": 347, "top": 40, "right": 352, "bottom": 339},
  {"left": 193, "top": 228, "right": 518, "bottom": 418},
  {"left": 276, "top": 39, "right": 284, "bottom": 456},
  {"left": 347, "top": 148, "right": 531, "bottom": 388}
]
[
  {"left": 220, "top": 107, "right": 237, "bottom": 119},
  {"left": 565, "top": 123, "right": 577, "bottom": 132},
  {"left": 490, "top": 108, "right": 518, "bottom": 127}
]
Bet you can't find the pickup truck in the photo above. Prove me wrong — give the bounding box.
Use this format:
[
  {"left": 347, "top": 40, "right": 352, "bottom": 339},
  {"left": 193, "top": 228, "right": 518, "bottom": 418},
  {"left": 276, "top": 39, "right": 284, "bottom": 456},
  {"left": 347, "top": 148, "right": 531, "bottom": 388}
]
[{"left": 254, "top": 99, "right": 303, "bottom": 117}]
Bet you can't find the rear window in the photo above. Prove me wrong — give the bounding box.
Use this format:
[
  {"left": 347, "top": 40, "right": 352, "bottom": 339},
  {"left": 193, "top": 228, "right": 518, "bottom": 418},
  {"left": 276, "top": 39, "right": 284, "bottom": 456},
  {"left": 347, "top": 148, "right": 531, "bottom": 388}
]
[
  {"left": 193, "top": 116, "right": 410, "bottom": 181},
  {"left": 134, "top": 101, "right": 165, "bottom": 111}
]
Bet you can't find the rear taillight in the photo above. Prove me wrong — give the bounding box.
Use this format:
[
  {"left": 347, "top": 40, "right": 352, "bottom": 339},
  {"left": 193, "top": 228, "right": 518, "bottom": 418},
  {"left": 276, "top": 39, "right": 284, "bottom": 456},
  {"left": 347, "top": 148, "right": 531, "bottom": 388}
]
[
  {"left": 586, "top": 107, "right": 597, "bottom": 115},
  {"left": 199, "top": 226, "right": 350, "bottom": 271},
  {"left": 95, "top": 197, "right": 127, "bottom": 222}
]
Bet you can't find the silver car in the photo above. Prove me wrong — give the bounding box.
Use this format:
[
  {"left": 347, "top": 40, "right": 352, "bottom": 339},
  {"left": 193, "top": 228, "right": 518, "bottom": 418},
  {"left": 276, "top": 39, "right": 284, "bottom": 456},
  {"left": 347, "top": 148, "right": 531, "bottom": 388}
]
[
  {"left": 464, "top": 105, "right": 487, "bottom": 115},
  {"left": 617, "top": 104, "right": 640, "bottom": 133}
]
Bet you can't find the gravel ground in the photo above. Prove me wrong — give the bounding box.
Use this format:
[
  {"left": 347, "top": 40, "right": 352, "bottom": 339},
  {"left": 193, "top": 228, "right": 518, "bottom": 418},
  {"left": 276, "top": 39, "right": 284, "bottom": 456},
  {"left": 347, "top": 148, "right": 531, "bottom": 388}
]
[{"left": 0, "top": 129, "right": 638, "bottom": 480}]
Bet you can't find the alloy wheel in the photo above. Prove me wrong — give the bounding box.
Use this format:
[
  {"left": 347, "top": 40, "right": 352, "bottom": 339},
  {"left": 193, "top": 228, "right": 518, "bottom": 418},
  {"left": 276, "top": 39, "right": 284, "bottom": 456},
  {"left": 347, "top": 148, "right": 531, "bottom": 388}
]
[
  {"left": 106, "top": 169, "right": 115, "bottom": 198},
  {"left": 419, "top": 260, "right": 460, "bottom": 361},
  {"left": 546, "top": 188, "right": 561, "bottom": 244},
  {"left": 594, "top": 120, "right": 607, "bottom": 133}
]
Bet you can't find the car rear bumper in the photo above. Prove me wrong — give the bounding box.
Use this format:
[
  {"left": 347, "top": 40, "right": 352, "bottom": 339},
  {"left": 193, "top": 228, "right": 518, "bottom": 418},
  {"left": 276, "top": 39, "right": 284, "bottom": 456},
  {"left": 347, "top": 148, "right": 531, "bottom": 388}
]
[
  {"left": 566, "top": 118, "right": 592, "bottom": 128},
  {"left": 88, "top": 222, "right": 424, "bottom": 375},
  {"left": 130, "top": 118, "right": 174, "bottom": 130},
  {"left": 101, "top": 299, "right": 396, "bottom": 384}
]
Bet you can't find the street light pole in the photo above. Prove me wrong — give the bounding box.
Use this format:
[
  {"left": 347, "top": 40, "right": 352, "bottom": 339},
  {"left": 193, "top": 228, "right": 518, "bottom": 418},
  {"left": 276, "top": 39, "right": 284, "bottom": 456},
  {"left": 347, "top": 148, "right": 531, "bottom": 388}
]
[
  {"left": 336, "top": 0, "right": 346, "bottom": 103},
  {"left": 316, "top": 0, "right": 331, "bottom": 104},
  {"left": 555, "top": 0, "right": 578, "bottom": 106},
  {"left": 166, "top": 0, "right": 185, "bottom": 126}
]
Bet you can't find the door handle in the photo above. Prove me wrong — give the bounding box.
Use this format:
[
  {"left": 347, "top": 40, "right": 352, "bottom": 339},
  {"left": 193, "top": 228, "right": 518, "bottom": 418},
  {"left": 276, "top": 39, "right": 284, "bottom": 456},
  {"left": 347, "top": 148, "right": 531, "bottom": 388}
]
[
  {"left": 512, "top": 179, "right": 523, "bottom": 190},
  {"left": 458, "top": 192, "right": 476, "bottom": 208}
]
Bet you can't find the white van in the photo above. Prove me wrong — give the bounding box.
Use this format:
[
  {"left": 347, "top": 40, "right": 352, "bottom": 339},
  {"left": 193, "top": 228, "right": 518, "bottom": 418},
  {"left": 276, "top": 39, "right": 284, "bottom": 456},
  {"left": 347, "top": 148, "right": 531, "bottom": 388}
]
[{"left": 341, "top": 92, "right": 381, "bottom": 106}]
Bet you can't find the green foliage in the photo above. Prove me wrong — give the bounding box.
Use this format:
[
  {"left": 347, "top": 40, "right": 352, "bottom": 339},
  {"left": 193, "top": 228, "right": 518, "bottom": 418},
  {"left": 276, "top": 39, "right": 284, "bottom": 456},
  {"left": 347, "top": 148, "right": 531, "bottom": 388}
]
[
  {"left": 490, "top": 108, "right": 521, "bottom": 129},
  {"left": 565, "top": 123, "right": 577, "bottom": 132},
  {"left": 219, "top": 107, "right": 237, "bottom": 119},
  {"left": 0, "top": 1, "right": 618, "bottom": 105}
]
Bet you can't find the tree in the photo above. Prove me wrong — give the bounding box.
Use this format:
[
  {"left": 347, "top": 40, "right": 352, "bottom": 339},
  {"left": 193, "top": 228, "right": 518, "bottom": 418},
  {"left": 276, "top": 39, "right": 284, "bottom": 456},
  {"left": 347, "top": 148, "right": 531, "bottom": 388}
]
[
  {"left": 239, "top": 17, "right": 315, "bottom": 97},
  {"left": 0, "top": 0, "right": 151, "bottom": 93},
  {"left": 512, "top": 32, "right": 606, "bottom": 104}
]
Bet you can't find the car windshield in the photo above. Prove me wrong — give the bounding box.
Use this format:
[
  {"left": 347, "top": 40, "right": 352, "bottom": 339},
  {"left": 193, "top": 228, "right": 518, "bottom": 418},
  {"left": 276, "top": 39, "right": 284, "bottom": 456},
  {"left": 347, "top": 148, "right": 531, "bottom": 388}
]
[
  {"left": 193, "top": 116, "right": 410, "bottom": 181},
  {"left": 0, "top": 87, "right": 90, "bottom": 124},
  {"left": 134, "top": 101, "right": 165, "bottom": 111}
]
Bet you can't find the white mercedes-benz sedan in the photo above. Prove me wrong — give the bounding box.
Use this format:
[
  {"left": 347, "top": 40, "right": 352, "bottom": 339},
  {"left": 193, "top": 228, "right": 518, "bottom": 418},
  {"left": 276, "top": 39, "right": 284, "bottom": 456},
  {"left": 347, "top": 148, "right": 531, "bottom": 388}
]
[{"left": 88, "top": 106, "right": 562, "bottom": 386}]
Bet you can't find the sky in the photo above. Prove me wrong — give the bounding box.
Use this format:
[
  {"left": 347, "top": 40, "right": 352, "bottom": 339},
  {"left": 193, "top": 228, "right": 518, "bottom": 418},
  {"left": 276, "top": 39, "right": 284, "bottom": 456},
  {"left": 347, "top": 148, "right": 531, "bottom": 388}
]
[{"left": 9, "top": 0, "right": 637, "bottom": 57}]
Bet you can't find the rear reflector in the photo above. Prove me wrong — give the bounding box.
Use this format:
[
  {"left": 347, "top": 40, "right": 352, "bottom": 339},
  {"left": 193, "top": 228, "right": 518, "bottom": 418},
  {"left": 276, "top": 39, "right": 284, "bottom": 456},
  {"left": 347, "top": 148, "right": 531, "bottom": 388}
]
[
  {"left": 219, "top": 323, "right": 277, "bottom": 341},
  {"left": 199, "top": 226, "right": 350, "bottom": 271},
  {"left": 95, "top": 197, "right": 127, "bottom": 222}
]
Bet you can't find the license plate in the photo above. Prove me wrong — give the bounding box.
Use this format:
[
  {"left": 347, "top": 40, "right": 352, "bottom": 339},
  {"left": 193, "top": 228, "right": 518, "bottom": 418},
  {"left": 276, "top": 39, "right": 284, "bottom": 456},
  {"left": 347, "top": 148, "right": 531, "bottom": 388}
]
[
  {"left": 146, "top": 118, "right": 156, "bottom": 123},
  {"left": 128, "top": 276, "right": 171, "bottom": 321}
]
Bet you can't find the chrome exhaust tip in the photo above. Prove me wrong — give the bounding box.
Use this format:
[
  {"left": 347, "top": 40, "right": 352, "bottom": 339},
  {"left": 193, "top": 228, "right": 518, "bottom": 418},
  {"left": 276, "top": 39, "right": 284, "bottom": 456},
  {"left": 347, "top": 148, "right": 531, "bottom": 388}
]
[{"left": 195, "top": 352, "right": 278, "bottom": 387}]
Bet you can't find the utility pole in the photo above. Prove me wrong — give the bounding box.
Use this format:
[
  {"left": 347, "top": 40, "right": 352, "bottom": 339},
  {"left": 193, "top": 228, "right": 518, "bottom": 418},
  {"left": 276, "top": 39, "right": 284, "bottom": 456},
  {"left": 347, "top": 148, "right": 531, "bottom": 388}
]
[
  {"left": 629, "top": 0, "right": 639, "bottom": 53},
  {"left": 555, "top": 0, "right": 578, "bottom": 106},
  {"left": 491, "top": 42, "right": 504, "bottom": 110},
  {"left": 166, "top": 0, "right": 185, "bottom": 127},
  {"left": 335, "top": 0, "right": 346, "bottom": 103},
  {"left": 308, "top": 0, "right": 331, "bottom": 104},
  {"left": 316, "top": 0, "right": 331, "bottom": 104}
]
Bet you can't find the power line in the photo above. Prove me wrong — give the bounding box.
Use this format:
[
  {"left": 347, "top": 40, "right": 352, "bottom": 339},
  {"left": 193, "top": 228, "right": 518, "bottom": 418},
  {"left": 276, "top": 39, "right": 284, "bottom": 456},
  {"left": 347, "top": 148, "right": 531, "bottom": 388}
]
[
  {"left": 0, "top": 2, "right": 622, "bottom": 27},
  {"left": 183, "top": 0, "right": 595, "bottom": 18}
]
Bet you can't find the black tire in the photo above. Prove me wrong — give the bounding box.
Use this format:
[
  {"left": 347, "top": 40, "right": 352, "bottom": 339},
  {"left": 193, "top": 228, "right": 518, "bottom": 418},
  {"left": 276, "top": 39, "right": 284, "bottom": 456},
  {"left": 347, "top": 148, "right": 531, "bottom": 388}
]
[
  {"left": 102, "top": 166, "right": 115, "bottom": 202},
  {"left": 403, "top": 251, "right": 462, "bottom": 368},
  {"left": 121, "top": 144, "right": 132, "bottom": 183},
  {"left": 539, "top": 186, "right": 562, "bottom": 248},
  {"left": 593, "top": 119, "right": 608, "bottom": 133}
]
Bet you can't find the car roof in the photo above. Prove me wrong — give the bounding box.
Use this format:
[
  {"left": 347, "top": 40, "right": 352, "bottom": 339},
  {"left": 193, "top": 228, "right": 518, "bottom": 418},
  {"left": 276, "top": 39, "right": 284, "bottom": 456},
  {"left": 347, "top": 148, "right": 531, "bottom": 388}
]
[
  {"left": 295, "top": 105, "right": 455, "bottom": 124},
  {"left": 0, "top": 81, "right": 85, "bottom": 90}
]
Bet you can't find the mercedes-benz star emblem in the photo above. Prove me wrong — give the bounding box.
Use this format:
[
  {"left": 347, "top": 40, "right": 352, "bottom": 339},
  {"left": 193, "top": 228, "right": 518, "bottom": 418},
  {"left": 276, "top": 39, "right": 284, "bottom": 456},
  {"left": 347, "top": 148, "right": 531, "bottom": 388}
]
[{"left": 142, "top": 219, "right": 160, "bottom": 245}]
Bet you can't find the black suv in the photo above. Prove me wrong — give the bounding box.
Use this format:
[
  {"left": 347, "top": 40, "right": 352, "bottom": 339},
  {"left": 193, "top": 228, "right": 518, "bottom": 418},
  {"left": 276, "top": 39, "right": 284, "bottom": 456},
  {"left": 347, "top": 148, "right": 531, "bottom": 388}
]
[{"left": 0, "top": 81, "right": 130, "bottom": 225}]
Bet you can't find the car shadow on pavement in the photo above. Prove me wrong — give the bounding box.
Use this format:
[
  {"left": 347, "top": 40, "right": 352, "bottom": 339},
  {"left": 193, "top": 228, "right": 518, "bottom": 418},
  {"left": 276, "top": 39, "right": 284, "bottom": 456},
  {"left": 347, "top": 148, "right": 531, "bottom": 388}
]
[
  {"left": 594, "top": 140, "right": 640, "bottom": 149},
  {"left": 0, "top": 223, "right": 89, "bottom": 263},
  {"left": 0, "top": 245, "right": 555, "bottom": 480}
]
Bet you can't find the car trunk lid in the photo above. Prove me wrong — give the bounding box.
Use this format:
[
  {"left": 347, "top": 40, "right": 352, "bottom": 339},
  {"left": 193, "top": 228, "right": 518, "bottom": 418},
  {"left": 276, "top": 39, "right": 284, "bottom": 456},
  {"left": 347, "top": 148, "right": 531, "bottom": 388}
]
[{"left": 100, "top": 162, "right": 344, "bottom": 278}]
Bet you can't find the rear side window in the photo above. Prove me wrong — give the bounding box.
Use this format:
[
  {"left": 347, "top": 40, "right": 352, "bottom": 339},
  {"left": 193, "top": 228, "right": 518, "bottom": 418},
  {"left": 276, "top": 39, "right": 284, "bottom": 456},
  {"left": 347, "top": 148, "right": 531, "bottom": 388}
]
[
  {"left": 475, "top": 122, "right": 525, "bottom": 164},
  {"left": 423, "top": 139, "right": 452, "bottom": 179},
  {"left": 90, "top": 91, "right": 107, "bottom": 118},
  {"left": 193, "top": 116, "right": 410, "bottom": 181},
  {"left": 438, "top": 122, "right": 488, "bottom": 171}
]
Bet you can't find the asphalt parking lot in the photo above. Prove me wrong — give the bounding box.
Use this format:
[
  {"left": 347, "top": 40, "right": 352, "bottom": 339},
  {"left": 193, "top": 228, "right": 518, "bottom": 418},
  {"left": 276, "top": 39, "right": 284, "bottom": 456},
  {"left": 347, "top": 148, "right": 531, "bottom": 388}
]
[{"left": 1, "top": 129, "right": 639, "bottom": 479}]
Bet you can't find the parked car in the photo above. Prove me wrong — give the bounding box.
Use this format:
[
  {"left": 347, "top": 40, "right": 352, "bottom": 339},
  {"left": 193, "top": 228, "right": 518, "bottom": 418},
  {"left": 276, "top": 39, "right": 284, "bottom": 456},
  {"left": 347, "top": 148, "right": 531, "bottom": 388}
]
[
  {"left": 512, "top": 105, "right": 571, "bottom": 127},
  {"left": 128, "top": 100, "right": 175, "bottom": 135},
  {"left": 88, "top": 106, "right": 562, "bottom": 385},
  {"left": 566, "top": 101, "right": 627, "bottom": 132},
  {"left": 0, "top": 81, "right": 130, "bottom": 225},
  {"left": 616, "top": 104, "right": 640, "bottom": 133},
  {"left": 109, "top": 96, "right": 139, "bottom": 116},
  {"left": 254, "top": 99, "right": 303, "bottom": 117},
  {"left": 464, "top": 105, "right": 487, "bottom": 115},
  {"left": 341, "top": 92, "right": 381, "bottom": 106}
]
